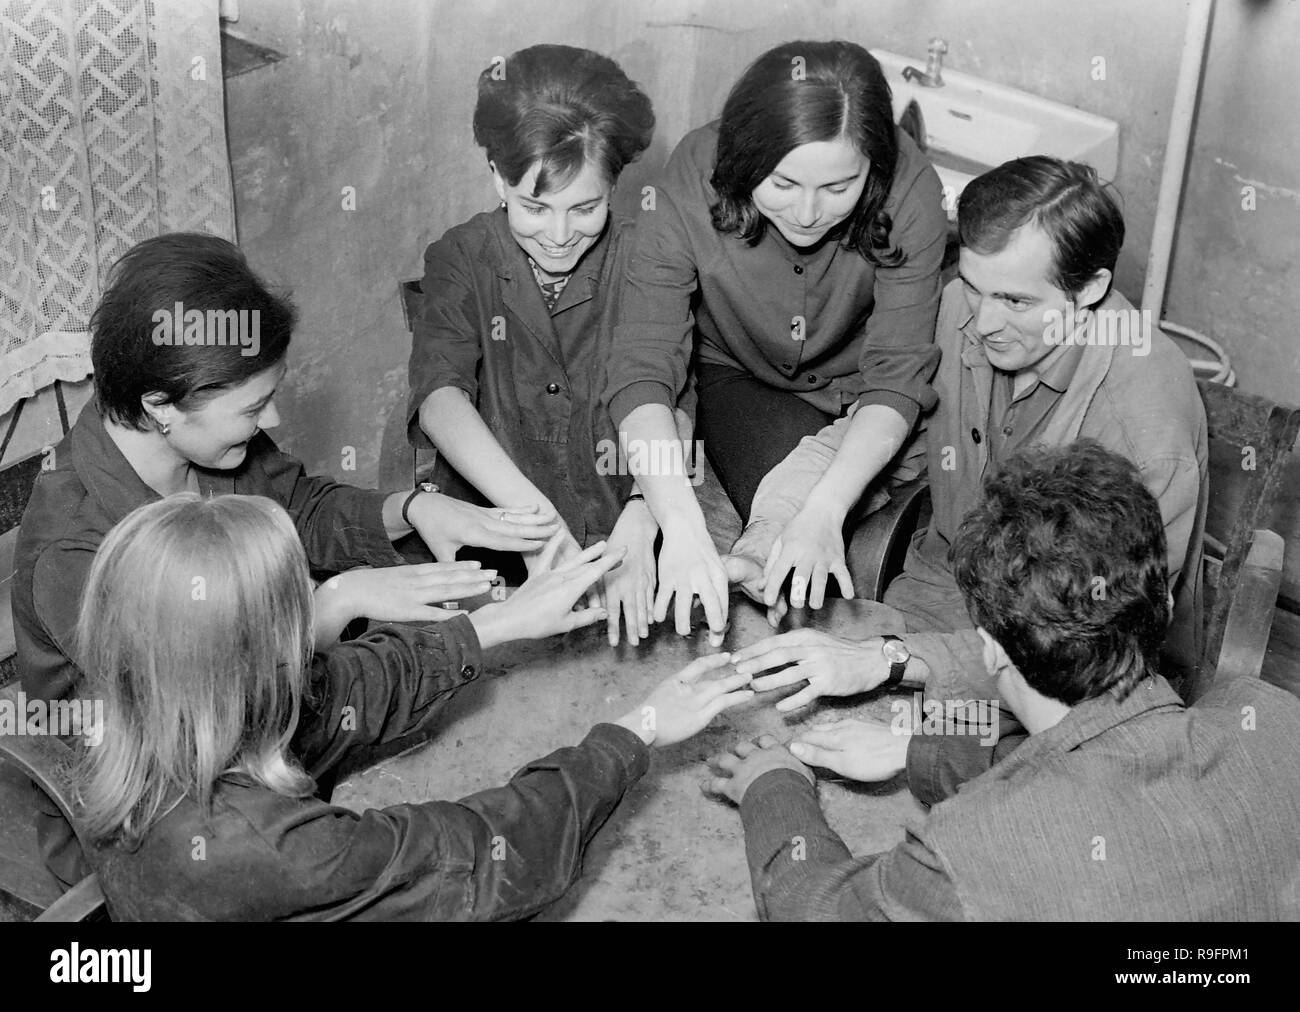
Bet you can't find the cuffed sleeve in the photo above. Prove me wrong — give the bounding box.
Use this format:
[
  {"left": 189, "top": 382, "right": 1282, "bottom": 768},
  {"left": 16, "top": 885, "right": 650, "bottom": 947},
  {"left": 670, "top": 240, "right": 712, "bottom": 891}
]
[
  {"left": 291, "top": 616, "right": 484, "bottom": 776},
  {"left": 606, "top": 173, "right": 700, "bottom": 429},
  {"left": 406, "top": 234, "right": 486, "bottom": 450},
  {"left": 851, "top": 137, "right": 947, "bottom": 426},
  {"left": 250, "top": 434, "right": 404, "bottom": 571}
]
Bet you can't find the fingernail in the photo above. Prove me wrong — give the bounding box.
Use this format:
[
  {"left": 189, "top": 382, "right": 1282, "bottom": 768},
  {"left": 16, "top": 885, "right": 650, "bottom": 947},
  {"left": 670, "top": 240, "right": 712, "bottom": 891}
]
[{"left": 790, "top": 743, "right": 805, "bottom": 755}]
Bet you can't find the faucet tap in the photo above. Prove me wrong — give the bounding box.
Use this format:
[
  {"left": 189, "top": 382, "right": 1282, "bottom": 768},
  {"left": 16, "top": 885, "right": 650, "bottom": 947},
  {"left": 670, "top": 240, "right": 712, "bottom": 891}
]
[{"left": 902, "top": 37, "right": 948, "bottom": 88}]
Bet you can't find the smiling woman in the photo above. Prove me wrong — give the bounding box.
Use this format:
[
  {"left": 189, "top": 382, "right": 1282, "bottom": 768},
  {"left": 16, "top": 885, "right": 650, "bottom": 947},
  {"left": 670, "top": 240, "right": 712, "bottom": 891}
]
[
  {"left": 408, "top": 44, "right": 684, "bottom": 648},
  {"left": 605, "top": 40, "right": 949, "bottom": 644},
  {"left": 12, "top": 231, "right": 580, "bottom": 891}
]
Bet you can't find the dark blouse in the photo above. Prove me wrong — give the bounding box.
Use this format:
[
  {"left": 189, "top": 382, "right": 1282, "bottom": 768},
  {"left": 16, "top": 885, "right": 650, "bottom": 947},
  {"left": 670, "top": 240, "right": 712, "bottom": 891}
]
[
  {"left": 606, "top": 121, "right": 947, "bottom": 431},
  {"left": 12, "top": 402, "right": 405, "bottom": 704}
]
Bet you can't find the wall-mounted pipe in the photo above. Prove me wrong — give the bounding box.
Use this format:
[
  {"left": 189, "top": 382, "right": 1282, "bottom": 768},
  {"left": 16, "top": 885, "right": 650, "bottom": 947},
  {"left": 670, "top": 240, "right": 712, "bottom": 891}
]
[{"left": 1142, "top": 0, "right": 1216, "bottom": 319}]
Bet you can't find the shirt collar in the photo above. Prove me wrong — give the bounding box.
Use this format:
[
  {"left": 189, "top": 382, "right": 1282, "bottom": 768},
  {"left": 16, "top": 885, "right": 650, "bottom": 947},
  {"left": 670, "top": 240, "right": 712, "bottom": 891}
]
[
  {"left": 998, "top": 675, "right": 1186, "bottom": 769},
  {"left": 69, "top": 402, "right": 163, "bottom": 526}
]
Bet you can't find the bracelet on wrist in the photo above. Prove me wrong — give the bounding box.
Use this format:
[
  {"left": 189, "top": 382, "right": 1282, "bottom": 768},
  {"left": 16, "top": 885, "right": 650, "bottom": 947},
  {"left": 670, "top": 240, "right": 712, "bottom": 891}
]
[{"left": 401, "top": 481, "right": 440, "bottom": 527}]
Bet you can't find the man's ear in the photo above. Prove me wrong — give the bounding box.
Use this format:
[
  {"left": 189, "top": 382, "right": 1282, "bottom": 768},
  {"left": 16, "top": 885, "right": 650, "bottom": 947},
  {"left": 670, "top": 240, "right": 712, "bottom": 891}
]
[
  {"left": 975, "top": 626, "right": 1009, "bottom": 678},
  {"left": 1076, "top": 267, "right": 1112, "bottom": 310}
]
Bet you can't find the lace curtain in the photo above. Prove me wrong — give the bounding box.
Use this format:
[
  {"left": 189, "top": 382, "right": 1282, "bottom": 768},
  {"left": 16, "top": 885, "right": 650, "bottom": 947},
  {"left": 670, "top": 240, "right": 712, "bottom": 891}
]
[{"left": 0, "top": 0, "right": 235, "bottom": 416}]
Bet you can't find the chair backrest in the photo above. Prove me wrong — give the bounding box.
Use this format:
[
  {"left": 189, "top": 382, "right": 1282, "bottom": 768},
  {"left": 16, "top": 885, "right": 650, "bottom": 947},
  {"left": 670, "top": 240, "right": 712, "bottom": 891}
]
[
  {"left": 399, "top": 277, "right": 422, "bottom": 333},
  {"left": 0, "top": 681, "right": 106, "bottom": 919},
  {"left": 0, "top": 451, "right": 49, "bottom": 686},
  {"left": 1192, "top": 381, "right": 1300, "bottom": 696},
  {"left": 382, "top": 277, "right": 437, "bottom": 491}
]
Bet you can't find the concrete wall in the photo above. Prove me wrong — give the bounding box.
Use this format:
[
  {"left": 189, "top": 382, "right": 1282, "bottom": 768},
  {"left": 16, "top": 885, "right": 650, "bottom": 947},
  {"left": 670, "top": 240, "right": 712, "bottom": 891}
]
[{"left": 222, "top": 0, "right": 1300, "bottom": 489}]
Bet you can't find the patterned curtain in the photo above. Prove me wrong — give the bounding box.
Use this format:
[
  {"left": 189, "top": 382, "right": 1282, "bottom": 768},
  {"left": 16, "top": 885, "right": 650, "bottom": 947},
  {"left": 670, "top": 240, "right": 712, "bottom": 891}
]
[{"left": 0, "top": 0, "right": 235, "bottom": 416}]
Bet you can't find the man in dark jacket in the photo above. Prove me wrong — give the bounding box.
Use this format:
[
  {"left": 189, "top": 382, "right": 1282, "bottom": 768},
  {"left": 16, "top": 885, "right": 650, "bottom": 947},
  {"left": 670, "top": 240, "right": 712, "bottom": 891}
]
[{"left": 709, "top": 442, "right": 1300, "bottom": 920}]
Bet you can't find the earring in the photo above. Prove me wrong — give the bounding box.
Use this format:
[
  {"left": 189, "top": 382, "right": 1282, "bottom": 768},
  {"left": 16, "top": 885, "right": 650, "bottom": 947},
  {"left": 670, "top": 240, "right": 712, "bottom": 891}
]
[
  {"left": 499, "top": 200, "right": 506, "bottom": 209},
  {"left": 159, "top": 421, "right": 170, "bottom": 436}
]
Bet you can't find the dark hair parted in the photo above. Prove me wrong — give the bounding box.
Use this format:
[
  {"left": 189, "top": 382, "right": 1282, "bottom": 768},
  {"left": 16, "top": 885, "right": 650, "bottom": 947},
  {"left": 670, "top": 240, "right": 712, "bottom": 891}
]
[
  {"left": 709, "top": 40, "right": 903, "bottom": 266},
  {"left": 91, "top": 233, "right": 295, "bottom": 430},
  {"left": 473, "top": 44, "right": 654, "bottom": 196},
  {"left": 958, "top": 156, "right": 1125, "bottom": 297},
  {"left": 951, "top": 440, "right": 1170, "bottom": 705}
]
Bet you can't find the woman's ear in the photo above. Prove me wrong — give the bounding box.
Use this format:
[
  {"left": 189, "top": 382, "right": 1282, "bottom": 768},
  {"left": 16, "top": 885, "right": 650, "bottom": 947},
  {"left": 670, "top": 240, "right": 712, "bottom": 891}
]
[
  {"left": 490, "top": 163, "right": 508, "bottom": 205},
  {"left": 140, "top": 392, "right": 174, "bottom": 431}
]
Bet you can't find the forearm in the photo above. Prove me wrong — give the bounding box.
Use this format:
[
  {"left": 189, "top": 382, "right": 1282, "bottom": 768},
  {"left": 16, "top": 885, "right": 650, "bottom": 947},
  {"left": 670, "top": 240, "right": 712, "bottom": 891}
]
[
  {"left": 620, "top": 403, "right": 708, "bottom": 538},
  {"left": 419, "top": 388, "right": 557, "bottom": 510},
  {"left": 808, "top": 405, "right": 909, "bottom": 517},
  {"left": 731, "top": 416, "right": 848, "bottom": 562}
]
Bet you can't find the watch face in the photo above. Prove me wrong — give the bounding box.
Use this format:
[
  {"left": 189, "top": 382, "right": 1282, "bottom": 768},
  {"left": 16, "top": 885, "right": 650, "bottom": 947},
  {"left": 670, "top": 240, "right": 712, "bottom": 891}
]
[{"left": 882, "top": 639, "right": 910, "bottom": 665}]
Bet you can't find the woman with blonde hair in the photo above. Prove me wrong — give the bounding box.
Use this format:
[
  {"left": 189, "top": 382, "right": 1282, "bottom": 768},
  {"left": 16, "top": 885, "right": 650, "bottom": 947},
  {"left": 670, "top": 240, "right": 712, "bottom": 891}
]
[{"left": 78, "top": 493, "right": 752, "bottom": 920}]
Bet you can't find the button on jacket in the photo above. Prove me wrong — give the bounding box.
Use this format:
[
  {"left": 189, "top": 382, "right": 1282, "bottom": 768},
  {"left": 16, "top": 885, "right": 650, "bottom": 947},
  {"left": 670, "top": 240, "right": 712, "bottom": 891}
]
[
  {"left": 740, "top": 675, "right": 1300, "bottom": 920},
  {"left": 738, "top": 280, "right": 1207, "bottom": 691},
  {"left": 407, "top": 210, "right": 658, "bottom": 546},
  {"left": 13, "top": 403, "right": 406, "bottom": 705},
  {"left": 89, "top": 618, "right": 652, "bottom": 921},
  {"left": 604, "top": 121, "right": 947, "bottom": 432}
]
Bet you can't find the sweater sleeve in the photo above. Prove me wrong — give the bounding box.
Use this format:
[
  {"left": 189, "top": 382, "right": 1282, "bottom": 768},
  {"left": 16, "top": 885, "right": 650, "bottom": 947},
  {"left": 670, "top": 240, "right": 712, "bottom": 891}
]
[{"left": 740, "top": 768, "right": 965, "bottom": 920}]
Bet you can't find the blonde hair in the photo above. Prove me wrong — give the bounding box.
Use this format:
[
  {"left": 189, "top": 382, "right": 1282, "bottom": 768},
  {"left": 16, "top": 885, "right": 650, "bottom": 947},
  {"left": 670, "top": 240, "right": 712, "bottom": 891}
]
[{"left": 77, "top": 493, "right": 316, "bottom": 843}]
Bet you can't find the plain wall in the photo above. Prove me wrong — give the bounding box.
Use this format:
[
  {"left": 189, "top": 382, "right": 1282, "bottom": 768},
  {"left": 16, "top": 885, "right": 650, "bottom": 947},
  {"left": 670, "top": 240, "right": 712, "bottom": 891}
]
[{"left": 222, "top": 0, "right": 1300, "bottom": 490}]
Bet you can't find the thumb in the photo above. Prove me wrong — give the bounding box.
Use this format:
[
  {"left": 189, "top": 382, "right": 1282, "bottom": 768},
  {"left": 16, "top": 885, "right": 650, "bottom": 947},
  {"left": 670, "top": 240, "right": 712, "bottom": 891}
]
[
  {"left": 787, "top": 740, "right": 833, "bottom": 769},
  {"left": 428, "top": 539, "right": 458, "bottom": 564}
]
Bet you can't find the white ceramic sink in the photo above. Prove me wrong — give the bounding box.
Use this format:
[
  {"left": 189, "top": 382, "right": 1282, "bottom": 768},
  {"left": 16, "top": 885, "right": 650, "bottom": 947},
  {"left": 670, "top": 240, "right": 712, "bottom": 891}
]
[{"left": 871, "top": 49, "right": 1119, "bottom": 221}]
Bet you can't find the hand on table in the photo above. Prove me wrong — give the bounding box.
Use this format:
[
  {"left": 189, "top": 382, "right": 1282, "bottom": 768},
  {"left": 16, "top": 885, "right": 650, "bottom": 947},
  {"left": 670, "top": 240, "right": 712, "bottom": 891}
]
[
  {"left": 731, "top": 629, "right": 887, "bottom": 712},
  {"left": 654, "top": 524, "right": 729, "bottom": 647},
  {"left": 790, "top": 718, "right": 909, "bottom": 782},
  {"left": 705, "top": 734, "right": 813, "bottom": 805},
  {"left": 469, "top": 534, "right": 623, "bottom": 649},
  {"left": 602, "top": 499, "right": 658, "bottom": 646},
  {"left": 761, "top": 502, "right": 853, "bottom": 613},
  {"left": 615, "top": 653, "right": 754, "bottom": 746},
  {"left": 408, "top": 494, "right": 560, "bottom": 561}
]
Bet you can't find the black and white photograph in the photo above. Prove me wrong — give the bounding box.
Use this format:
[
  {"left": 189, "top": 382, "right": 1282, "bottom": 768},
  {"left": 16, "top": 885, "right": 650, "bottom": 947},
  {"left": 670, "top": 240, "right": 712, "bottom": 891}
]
[{"left": 0, "top": 0, "right": 1296, "bottom": 955}]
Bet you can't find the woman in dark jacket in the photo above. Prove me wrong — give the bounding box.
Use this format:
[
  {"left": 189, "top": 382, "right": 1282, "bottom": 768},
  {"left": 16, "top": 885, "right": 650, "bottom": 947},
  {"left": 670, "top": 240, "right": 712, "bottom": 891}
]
[
  {"left": 79, "top": 493, "right": 751, "bottom": 920},
  {"left": 14, "top": 231, "right": 562, "bottom": 885},
  {"left": 409, "top": 44, "right": 689, "bottom": 648},
  {"left": 606, "top": 41, "right": 947, "bottom": 644}
]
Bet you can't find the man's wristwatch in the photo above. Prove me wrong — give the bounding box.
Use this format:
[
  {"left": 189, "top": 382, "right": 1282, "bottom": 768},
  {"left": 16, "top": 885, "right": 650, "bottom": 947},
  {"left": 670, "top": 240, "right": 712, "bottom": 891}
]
[
  {"left": 880, "top": 635, "right": 911, "bottom": 689},
  {"left": 401, "top": 480, "right": 439, "bottom": 527}
]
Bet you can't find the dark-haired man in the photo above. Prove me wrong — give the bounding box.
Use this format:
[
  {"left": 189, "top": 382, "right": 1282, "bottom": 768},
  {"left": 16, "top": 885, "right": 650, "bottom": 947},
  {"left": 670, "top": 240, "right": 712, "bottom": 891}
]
[
  {"left": 725, "top": 156, "right": 1207, "bottom": 802},
  {"left": 710, "top": 442, "right": 1300, "bottom": 920}
]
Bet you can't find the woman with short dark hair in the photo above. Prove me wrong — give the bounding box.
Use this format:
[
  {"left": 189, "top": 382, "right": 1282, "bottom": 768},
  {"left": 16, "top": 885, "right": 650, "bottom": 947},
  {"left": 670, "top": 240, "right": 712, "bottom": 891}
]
[
  {"left": 409, "top": 44, "right": 685, "bottom": 649},
  {"left": 13, "top": 231, "right": 577, "bottom": 886},
  {"left": 606, "top": 40, "right": 947, "bottom": 643}
]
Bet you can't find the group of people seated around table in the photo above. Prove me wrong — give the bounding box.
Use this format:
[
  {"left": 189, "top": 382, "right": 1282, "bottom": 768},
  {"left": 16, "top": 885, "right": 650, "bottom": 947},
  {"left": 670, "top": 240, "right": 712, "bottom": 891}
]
[{"left": 13, "top": 40, "right": 1300, "bottom": 920}]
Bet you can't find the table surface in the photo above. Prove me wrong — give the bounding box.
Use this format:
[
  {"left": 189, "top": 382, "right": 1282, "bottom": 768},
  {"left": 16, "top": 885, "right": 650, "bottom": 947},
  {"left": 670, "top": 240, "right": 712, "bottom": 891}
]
[{"left": 333, "top": 595, "right": 925, "bottom": 921}]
